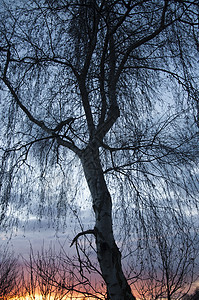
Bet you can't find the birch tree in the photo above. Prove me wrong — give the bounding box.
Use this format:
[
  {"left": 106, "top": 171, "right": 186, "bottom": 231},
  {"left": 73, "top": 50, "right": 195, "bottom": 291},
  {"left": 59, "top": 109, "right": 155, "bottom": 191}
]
[{"left": 0, "top": 1, "right": 199, "bottom": 299}]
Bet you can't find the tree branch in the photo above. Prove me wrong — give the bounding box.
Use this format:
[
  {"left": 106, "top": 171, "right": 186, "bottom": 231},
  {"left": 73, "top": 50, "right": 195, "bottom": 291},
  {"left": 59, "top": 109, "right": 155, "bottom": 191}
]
[
  {"left": 116, "top": 11, "right": 180, "bottom": 81},
  {"left": 3, "top": 47, "right": 11, "bottom": 78},
  {"left": 53, "top": 118, "right": 75, "bottom": 132},
  {"left": 70, "top": 229, "right": 96, "bottom": 247},
  {"left": 96, "top": 104, "right": 120, "bottom": 141},
  {"left": 1, "top": 77, "right": 81, "bottom": 155}
]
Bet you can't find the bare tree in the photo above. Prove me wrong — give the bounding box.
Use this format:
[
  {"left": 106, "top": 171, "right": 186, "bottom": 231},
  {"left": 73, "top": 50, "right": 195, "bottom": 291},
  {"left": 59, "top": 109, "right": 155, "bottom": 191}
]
[
  {"left": 22, "top": 249, "right": 39, "bottom": 300},
  {"left": 0, "top": 246, "right": 22, "bottom": 299},
  {"left": 0, "top": 1, "right": 199, "bottom": 299},
  {"left": 22, "top": 244, "right": 106, "bottom": 299},
  {"left": 131, "top": 216, "right": 199, "bottom": 299}
]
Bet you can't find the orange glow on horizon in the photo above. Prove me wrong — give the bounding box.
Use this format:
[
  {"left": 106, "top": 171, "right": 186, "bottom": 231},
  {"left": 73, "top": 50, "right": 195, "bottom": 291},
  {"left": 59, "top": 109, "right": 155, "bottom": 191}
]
[
  {"left": 12, "top": 293, "right": 101, "bottom": 300},
  {"left": 7, "top": 290, "right": 140, "bottom": 300}
]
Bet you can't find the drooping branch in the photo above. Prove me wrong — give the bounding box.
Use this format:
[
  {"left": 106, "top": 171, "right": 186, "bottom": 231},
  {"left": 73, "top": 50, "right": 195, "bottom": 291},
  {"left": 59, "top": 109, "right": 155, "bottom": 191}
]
[
  {"left": 70, "top": 229, "right": 96, "bottom": 247},
  {"left": 2, "top": 77, "right": 51, "bottom": 133},
  {"left": 1, "top": 77, "right": 81, "bottom": 155},
  {"left": 116, "top": 9, "right": 182, "bottom": 81}
]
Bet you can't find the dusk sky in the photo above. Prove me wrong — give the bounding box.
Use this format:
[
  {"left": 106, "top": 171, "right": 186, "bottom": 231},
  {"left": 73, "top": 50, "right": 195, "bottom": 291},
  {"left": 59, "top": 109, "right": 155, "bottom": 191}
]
[
  {"left": 0, "top": 0, "right": 199, "bottom": 299},
  {"left": 0, "top": 205, "right": 95, "bottom": 259}
]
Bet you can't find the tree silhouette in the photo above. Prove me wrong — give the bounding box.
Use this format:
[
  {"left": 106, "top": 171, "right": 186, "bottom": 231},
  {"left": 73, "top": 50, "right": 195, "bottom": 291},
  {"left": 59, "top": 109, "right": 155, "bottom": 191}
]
[
  {"left": 182, "top": 288, "right": 199, "bottom": 300},
  {"left": 133, "top": 219, "right": 198, "bottom": 299},
  {"left": 0, "top": 247, "right": 22, "bottom": 299},
  {"left": 0, "top": 1, "right": 199, "bottom": 299},
  {"left": 22, "top": 244, "right": 107, "bottom": 299}
]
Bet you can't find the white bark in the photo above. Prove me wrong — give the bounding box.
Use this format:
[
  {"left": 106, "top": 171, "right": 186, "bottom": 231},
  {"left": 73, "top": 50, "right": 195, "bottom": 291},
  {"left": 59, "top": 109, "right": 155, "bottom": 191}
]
[{"left": 81, "top": 147, "right": 136, "bottom": 300}]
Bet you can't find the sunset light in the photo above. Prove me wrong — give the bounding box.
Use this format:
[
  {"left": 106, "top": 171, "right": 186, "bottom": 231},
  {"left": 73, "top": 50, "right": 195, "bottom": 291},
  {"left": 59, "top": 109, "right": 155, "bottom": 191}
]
[
  {"left": 15, "top": 294, "right": 98, "bottom": 300},
  {"left": 0, "top": 0, "right": 199, "bottom": 299}
]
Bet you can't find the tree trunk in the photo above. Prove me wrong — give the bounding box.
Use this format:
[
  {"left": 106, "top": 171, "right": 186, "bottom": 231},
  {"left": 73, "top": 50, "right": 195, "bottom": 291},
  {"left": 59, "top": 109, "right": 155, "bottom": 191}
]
[{"left": 81, "top": 147, "right": 136, "bottom": 300}]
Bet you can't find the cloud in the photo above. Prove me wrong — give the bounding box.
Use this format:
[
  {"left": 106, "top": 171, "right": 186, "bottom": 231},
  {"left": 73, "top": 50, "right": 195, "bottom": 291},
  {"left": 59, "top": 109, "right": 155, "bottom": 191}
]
[{"left": 0, "top": 206, "right": 95, "bottom": 260}]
